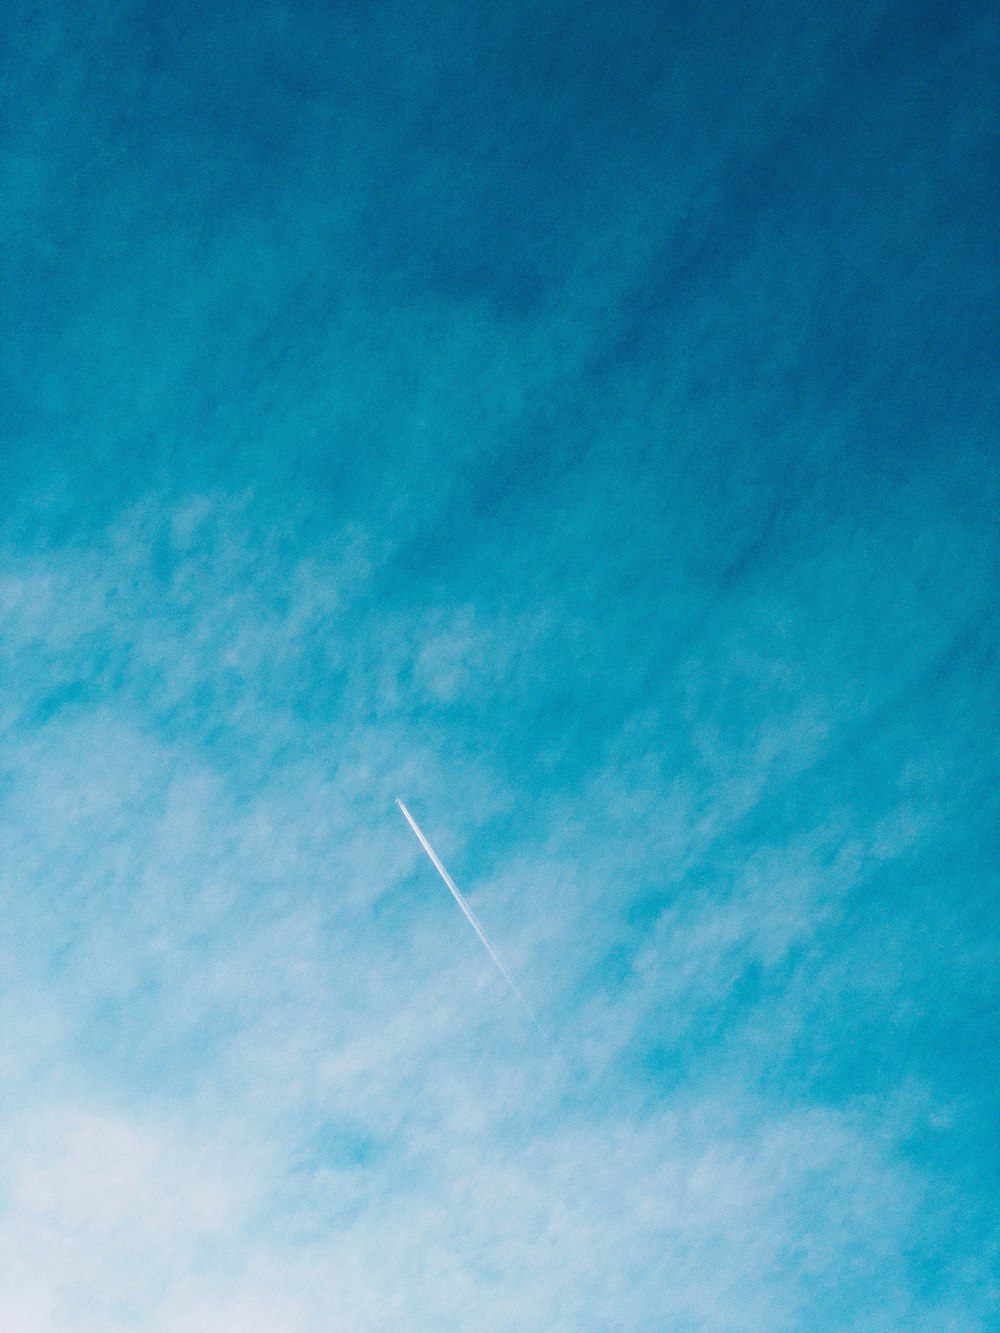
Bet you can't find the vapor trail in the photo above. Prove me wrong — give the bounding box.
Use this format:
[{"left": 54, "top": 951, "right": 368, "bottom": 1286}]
[{"left": 396, "top": 798, "right": 539, "bottom": 1029}]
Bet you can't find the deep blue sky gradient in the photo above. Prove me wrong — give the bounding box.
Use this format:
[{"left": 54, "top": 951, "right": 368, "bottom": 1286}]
[{"left": 1, "top": 0, "right": 997, "bottom": 1327}]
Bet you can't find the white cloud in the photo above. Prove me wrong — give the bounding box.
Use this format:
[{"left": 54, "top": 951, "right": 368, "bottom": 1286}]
[{"left": 0, "top": 485, "right": 992, "bottom": 1329}]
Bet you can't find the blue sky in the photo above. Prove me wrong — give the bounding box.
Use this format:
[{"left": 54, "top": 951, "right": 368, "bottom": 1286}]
[{"left": 1, "top": 0, "right": 997, "bottom": 1328}]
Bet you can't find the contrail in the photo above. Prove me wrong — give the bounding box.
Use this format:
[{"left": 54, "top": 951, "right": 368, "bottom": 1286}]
[{"left": 396, "top": 798, "right": 539, "bottom": 1029}]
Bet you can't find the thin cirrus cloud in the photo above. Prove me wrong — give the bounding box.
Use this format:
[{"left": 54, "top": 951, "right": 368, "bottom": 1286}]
[{"left": 1, "top": 0, "right": 997, "bottom": 1328}]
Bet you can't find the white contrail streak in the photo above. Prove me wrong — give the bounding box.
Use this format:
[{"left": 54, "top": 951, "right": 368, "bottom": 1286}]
[{"left": 396, "top": 798, "right": 539, "bottom": 1029}]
